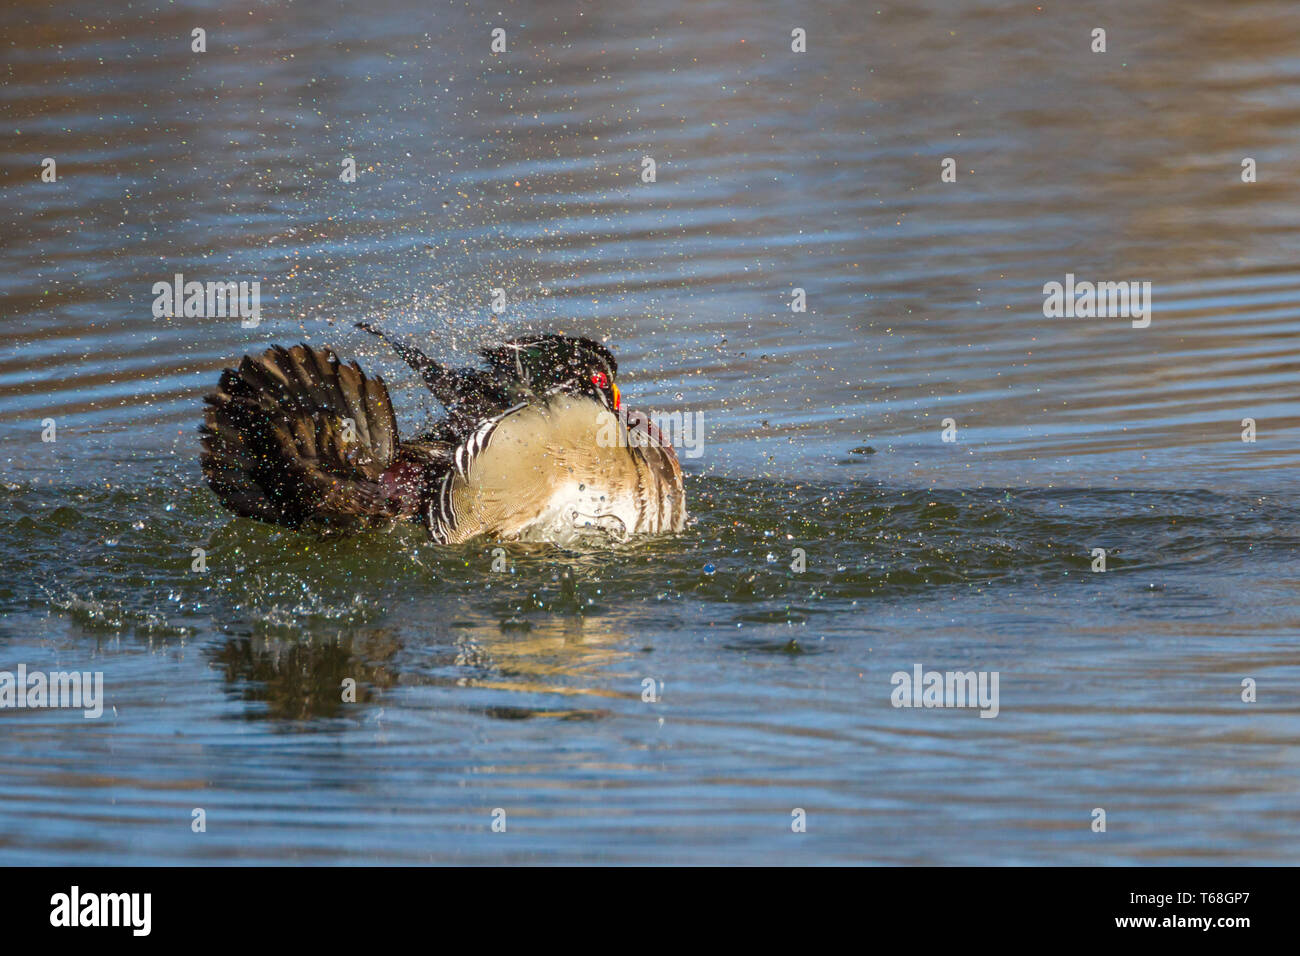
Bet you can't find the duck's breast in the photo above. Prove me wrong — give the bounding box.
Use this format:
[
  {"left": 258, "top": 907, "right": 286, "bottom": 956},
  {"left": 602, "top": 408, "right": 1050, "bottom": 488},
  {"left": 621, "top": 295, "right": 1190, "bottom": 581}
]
[{"left": 439, "top": 394, "right": 686, "bottom": 544}]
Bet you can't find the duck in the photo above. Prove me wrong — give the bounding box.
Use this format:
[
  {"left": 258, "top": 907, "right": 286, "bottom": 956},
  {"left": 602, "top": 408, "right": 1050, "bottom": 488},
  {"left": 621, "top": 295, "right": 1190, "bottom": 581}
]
[{"left": 198, "top": 326, "right": 687, "bottom": 544}]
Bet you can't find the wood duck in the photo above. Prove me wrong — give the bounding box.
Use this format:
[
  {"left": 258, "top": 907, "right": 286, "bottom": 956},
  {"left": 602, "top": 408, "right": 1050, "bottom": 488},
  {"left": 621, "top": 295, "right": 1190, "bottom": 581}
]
[{"left": 199, "top": 327, "right": 687, "bottom": 544}]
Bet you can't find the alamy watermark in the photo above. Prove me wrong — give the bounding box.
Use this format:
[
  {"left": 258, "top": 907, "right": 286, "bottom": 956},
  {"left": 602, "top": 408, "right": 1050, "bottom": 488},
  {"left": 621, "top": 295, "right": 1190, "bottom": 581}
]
[
  {"left": 0, "top": 664, "right": 103, "bottom": 718},
  {"left": 1043, "top": 273, "right": 1151, "bottom": 328},
  {"left": 152, "top": 272, "right": 261, "bottom": 327},
  {"left": 50, "top": 886, "right": 150, "bottom": 936},
  {"left": 597, "top": 407, "right": 704, "bottom": 458},
  {"left": 890, "top": 663, "right": 999, "bottom": 718}
]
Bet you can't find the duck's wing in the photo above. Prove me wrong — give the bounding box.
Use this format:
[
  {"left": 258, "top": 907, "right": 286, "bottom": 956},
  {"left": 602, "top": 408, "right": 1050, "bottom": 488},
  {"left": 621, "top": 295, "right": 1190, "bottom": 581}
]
[
  {"left": 356, "top": 322, "right": 529, "bottom": 435},
  {"left": 200, "top": 344, "right": 435, "bottom": 530}
]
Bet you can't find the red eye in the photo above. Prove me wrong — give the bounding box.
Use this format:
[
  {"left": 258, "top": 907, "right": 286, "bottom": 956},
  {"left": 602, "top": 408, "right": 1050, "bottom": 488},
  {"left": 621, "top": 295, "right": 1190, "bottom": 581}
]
[{"left": 591, "top": 372, "right": 608, "bottom": 389}]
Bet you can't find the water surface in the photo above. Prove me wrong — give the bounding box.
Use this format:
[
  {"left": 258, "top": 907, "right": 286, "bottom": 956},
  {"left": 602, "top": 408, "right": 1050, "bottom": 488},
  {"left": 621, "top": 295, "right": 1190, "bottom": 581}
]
[{"left": 2, "top": 0, "right": 1299, "bottom": 864}]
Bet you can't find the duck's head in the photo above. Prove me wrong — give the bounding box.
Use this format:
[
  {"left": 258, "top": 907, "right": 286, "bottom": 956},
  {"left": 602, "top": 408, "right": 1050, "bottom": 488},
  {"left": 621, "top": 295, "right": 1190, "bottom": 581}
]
[{"left": 482, "top": 334, "right": 621, "bottom": 411}]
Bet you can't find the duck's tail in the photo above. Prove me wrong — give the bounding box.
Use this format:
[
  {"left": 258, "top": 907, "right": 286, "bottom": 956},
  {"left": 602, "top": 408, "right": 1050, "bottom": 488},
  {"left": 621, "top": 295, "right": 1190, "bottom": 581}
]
[{"left": 199, "top": 344, "right": 419, "bottom": 530}]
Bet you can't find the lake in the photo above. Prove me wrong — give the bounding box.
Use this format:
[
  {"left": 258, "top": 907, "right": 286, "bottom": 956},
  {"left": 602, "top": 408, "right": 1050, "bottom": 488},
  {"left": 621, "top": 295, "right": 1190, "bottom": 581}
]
[{"left": 1, "top": 0, "right": 1298, "bottom": 864}]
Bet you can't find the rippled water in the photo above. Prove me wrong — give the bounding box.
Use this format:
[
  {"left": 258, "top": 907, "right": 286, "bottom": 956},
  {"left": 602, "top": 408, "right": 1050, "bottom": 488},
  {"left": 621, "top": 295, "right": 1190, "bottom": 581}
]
[{"left": 2, "top": 0, "right": 1299, "bottom": 864}]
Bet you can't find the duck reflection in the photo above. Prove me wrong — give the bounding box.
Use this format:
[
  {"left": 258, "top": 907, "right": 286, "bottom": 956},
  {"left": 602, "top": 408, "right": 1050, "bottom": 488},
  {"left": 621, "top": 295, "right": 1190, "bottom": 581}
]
[
  {"left": 211, "top": 628, "right": 401, "bottom": 721},
  {"left": 208, "top": 595, "right": 638, "bottom": 723}
]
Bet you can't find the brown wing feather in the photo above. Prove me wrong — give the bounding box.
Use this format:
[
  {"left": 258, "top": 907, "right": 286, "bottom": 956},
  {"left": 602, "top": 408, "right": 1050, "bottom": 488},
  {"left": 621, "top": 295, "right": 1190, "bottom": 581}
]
[{"left": 200, "top": 344, "right": 409, "bottom": 530}]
